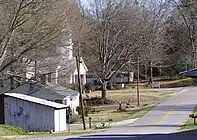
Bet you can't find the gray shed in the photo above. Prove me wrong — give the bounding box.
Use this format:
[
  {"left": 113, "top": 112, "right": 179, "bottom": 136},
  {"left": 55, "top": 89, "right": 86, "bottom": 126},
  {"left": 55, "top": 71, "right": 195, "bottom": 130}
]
[{"left": 0, "top": 93, "right": 68, "bottom": 132}]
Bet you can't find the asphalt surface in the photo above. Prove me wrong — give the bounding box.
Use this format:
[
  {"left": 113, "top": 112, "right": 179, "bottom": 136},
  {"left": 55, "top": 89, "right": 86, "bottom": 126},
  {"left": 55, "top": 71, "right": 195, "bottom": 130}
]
[{"left": 30, "top": 87, "right": 197, "bottom": 140}]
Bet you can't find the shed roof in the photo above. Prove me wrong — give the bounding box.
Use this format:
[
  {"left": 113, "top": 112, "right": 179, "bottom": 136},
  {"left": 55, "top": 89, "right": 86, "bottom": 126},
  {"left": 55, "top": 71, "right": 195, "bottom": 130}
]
[
  {"left": 45, "top": 82, "right": 79, "bottom": 97},
  {"left": 4, "top": 93, "right": 68, "bottom": 109}
]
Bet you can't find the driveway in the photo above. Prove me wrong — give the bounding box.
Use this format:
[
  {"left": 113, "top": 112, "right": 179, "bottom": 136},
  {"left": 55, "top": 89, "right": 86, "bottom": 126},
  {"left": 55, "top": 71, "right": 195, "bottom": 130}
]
[{"left": 29, "top": 87, "right": 197, "bottom": 140}]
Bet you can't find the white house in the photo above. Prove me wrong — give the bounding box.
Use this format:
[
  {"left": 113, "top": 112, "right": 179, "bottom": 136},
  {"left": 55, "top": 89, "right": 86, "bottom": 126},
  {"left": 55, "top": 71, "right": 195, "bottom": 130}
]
[
  {"left": 0, "top": 93, "right": 68, "bottom": 132},
  {"left": 25, "top": 26, "right": 88, "bottom": 86},
  {"left": 86, "top": 72, "right": 134, "bottom": 85}
]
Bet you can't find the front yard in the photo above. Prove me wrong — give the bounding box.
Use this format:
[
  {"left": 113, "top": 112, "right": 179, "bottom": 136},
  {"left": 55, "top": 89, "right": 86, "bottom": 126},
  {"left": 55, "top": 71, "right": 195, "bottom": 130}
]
[
  {"left": 181, "top": 106, "right": 197, "bottom": 131},
  {"left": 0, "top": 124, "right": 98, "bottom": 140},
  {"left": 79, "top": 88, "right": 179, "bottom": 124}
]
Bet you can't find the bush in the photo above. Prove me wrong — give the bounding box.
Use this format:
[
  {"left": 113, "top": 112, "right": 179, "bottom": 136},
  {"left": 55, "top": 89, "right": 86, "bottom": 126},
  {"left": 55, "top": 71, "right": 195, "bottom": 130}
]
[
  {"left": 85, "top": 84, "right": 95, "bottom": 92},
  {"left": 84, "top": 94, "right": 90, "bottom": 99},
  {"left": 160, "top": 78, "right": 197, "bottom": 88},
  {"left": 85, "top": 84, "right": 102, "bottom": 92},
  {"left": 76, "top": 106, "right": 92, "bottom": 117},
  {"left": 70, "top": 114, "right": 81, "bottom": 124}
]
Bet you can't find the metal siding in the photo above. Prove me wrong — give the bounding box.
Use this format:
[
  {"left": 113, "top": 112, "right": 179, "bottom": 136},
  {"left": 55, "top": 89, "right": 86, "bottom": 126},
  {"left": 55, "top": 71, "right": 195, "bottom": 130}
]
[
  {"left": 4, "top": 96, "right": 55, "bottom": 131},
  {"left": 59, "top": 109, "right": 67, "bottom": 131},
  {"left": 54, "top": 109, "right": 67, "bottom": 132},
  {"left": 54, "top": 110, "right": 59, "bottom": 132}
]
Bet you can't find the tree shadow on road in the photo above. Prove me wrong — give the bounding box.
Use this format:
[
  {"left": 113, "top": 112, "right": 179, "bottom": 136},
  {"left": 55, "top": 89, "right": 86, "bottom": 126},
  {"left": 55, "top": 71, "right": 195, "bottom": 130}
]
[{"left": 66, "top": 130, "right": 197, "bottom": 140}]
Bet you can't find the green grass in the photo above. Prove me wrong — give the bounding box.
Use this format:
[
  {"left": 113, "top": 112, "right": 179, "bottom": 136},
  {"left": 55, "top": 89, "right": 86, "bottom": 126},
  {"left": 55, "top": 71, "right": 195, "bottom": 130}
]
[
  {"left": 74, "top": 105, "right": 155, "bottom": 124},
  {"left": 79, "top": 89, "right": 178, "bottom": 124},
  {"left": 181, "top": 106, "right": 197, "bottom": 131},
  {"left": 0, "top": 124, "right": 98, "bottom": 139},
  {"left": 0, "top": 125, "right": 28, "bottom": 136},
  {"left": 85, "top": 89, "right": 177, "bottom": 103},
  {"left": 161, "top": 78, "right": 197, "bottom": 88}
]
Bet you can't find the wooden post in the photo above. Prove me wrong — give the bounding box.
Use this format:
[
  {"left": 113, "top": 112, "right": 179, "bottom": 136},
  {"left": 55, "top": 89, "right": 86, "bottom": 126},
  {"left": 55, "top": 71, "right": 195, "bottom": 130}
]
[
  {"left": 89, "top": 117, "right": 92, "bottom": 129},
  {"left": 34, "top": 60, "right": 37, "bottom": 79},
  {"left": 137, "top": 57, "right": 140, "bottom": 106},
  {"left": 76, "top": 56, "right": 86, "bottom": 130}
]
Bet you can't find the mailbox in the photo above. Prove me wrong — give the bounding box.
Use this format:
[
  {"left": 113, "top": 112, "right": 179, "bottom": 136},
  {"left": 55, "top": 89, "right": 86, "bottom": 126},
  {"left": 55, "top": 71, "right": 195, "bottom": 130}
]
[
  {"left": 189, "top": 114, "right": 195, "bottom": 118},
  {"left": 189, "top": 114, "right": 197, "bottom": 124}
]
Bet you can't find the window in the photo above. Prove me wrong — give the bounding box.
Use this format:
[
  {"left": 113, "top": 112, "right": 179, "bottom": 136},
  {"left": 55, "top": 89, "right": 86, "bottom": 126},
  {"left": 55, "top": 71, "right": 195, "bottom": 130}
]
[{"left": 55, "top": 99, "right": 62, "bottom": 104}]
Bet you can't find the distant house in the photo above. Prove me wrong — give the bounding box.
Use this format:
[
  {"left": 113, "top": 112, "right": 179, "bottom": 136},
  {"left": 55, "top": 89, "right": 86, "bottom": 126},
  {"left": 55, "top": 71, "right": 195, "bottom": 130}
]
[
  {"left": 86, "top": 72, "right": 134, "bottom": 85},
  {"left": 0, "top": 93, "right": 68, "bottom": 132}
]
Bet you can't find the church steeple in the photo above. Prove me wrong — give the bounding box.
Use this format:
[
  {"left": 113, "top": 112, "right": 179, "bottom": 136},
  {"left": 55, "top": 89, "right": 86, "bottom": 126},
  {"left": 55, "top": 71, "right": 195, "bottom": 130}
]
[{"left": 57, "top": 24, "right": 73, "bottom": 60}]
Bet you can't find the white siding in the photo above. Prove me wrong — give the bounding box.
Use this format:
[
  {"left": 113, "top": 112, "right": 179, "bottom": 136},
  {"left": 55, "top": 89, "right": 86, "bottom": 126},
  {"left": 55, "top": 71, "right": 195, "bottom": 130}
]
[
  {"left": 54, "top": 109, "right": 67, "bottom": 132},
  {"left": 74, "top": 63, "right": 87, "bottom": 75},
  {"left": 72, "top": 96, "right": 79, "bottom": 114},
  {"left": 64, "top": 96, "right": 79, "bottom": 114},
  {"left": 4, "top": 97, "right": 55, "bottom": 131}
]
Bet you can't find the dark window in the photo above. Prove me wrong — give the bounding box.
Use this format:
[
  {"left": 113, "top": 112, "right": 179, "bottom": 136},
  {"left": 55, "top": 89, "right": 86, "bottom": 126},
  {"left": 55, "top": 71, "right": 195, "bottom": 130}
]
[{"left": 55, "top": 99, "right": 62, "bottom": 104}]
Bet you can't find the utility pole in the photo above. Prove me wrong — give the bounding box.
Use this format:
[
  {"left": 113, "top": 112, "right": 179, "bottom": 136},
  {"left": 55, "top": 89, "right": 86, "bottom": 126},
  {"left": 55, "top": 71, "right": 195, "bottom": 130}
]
[
  {"left": 137, "top": 57, "right": 140, "bottom": 106},
  {"left": 10, "top": 48, "right": 14, "bottom": 90},
  {"left": 76, "top": 56, "right": 86, "bottom": 130},
  {"left": 34, "top": 60, "right": 37, "bottom": 79}
]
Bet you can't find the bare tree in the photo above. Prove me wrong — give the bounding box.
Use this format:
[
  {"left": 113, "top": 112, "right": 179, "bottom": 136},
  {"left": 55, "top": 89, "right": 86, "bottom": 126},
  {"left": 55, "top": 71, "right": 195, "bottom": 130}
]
[
  {"left": 0, "top": 0, "right": 80, "bottom": 76},
  {"left": 137, "top": 0, "right": 169, "bottom": 83},
  {"left": 170, "top": 0, "right": 197, "bottom": 68},
  {"left": 82, "top": 0, "right": 142, "bottom": 100}
]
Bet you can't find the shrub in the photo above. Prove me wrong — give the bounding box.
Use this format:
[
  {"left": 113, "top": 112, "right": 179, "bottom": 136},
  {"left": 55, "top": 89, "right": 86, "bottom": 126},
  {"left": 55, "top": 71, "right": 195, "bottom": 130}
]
[
  {"left": 76, "top": 106, "right": 92, "bottom": 117},
  {"left": 84, "top": 94, "right": 90, "bottom": 99},
  {"left": 70, "top": 114, "right": 81, "bottom": 124},
  {"left": 85, "top": 84, "right": 102, "bottom": 92},
  {"left": 85, "top": 84, "right": 96, "bottom": 92},
  {"left": 160, "top": 78, "right": 197, "bottom": 88}
]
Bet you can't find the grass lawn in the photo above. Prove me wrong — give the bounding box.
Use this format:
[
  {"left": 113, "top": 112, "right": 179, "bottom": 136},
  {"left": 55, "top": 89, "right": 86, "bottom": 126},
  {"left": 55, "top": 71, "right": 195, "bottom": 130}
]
[
  {"left": 0, "top": 124, "right": 99, "bottom": 140},
  {"left": 181, "top": 106, "right": 197, "bottom": 131},
  {"left": 85, "top": 88, "right": 178, "bottom": 105},
  {"left": 0, "top": 125, "right": 27, "bottom": 136},
  {"left": 80, "top": 88, "right": 178, "bottom": 124},
  {"left": 87, "top": 105, "right": 155, "bottom": 123}
]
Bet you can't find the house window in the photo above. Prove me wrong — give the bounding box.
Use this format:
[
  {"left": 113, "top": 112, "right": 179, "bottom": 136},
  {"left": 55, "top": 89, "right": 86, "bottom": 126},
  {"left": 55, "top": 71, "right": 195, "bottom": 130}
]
[
  {"left": 64, "top": 99, "right": 67, "bottom": 105},
  {"left": 55, "top": 99, "right": 62, "bottom": 104},
  {"left": 0, "top": 80, "right": 3, "bottom": 87}
]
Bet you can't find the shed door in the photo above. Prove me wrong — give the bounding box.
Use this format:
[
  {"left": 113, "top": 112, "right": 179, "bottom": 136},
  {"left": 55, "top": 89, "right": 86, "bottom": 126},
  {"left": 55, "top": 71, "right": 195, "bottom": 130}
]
[{"left": 54, "top": 110, "right": 67, "bottom": 132}]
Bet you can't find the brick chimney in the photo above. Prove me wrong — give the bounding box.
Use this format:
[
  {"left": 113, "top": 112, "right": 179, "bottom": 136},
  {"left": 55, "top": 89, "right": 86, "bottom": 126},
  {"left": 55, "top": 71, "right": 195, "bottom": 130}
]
[{"left": 40, "top": 74, "right": 46, "bottom": 85}]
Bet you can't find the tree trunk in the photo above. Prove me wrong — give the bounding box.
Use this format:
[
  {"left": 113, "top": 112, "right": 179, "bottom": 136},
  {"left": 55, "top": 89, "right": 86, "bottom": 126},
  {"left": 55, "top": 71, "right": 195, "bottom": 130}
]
[
  {"left": 10, "top": 76, "right": 14, "bottom": 90},
  {"left": 102, "top": 81, "right": 107, "bottom": 101},
  {"left": 137, "top": 58, "right": 140, "bottom": 106},
  {"left": 150, "top": 60, "right": 153, "bottom": 84},
  {"left": 144, "top": 62, "right": 148, "bottom": 80}
]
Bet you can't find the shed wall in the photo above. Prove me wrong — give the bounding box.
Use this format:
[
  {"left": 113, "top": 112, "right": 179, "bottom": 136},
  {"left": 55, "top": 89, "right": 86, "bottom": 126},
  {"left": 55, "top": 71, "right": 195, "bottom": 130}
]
[
  {"left": 4, "top": 97, "right": 55, "bottom": 131},
  {"left": 54, "top": 109, "right": 67, "bottom": 132}
]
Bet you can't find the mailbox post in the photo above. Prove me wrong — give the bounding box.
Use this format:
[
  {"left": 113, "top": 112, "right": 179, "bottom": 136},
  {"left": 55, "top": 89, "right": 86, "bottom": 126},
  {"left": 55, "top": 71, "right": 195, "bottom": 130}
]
[
  {"left": 189, "top": 114, "right": 197, "bottom": 125},
  {"left": 89, "top": 117, "right": 92, "bottom": 129}
]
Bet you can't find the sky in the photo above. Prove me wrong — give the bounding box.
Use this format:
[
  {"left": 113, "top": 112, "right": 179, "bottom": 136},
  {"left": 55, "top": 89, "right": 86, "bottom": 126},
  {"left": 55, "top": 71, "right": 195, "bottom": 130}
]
[{"left": 81, "top": 0, "right": 89, "bottom": 7}]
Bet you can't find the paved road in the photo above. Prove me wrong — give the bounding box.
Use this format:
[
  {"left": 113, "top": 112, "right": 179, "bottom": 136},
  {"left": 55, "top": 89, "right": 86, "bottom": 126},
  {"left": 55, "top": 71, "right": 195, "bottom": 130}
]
[{"left": 30, "top": 87, "right": 197, "bottom": 140}]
